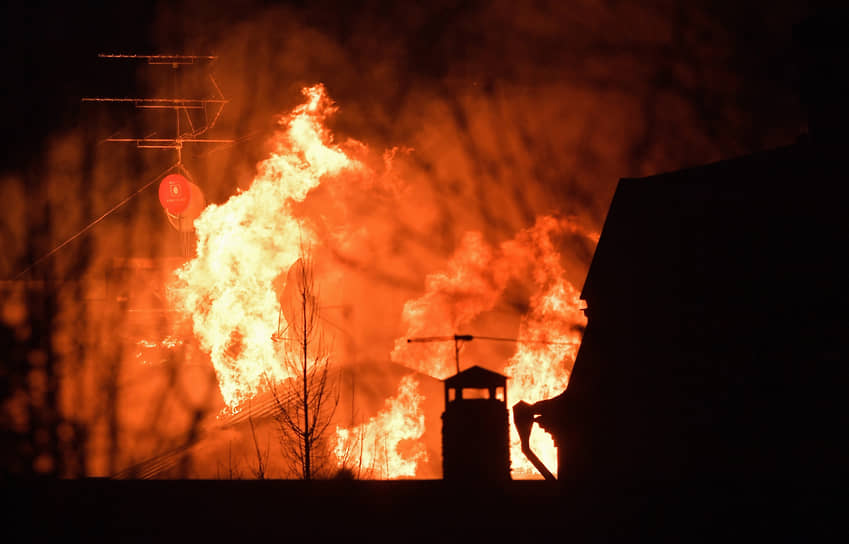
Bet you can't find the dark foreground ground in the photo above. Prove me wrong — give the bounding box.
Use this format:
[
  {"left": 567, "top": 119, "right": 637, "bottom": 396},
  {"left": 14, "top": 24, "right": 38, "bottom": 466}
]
[{"left": 4, "top": 478, "right": 844, "bottom": 541}]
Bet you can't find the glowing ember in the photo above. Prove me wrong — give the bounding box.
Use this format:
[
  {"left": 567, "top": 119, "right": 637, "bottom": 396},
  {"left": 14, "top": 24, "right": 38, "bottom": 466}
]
[
  {"left": 333, "top": 375, "right": 427, "bottom": 478},
  {"left": 171, "top": 84, "right": 360, "bottom": 409},
  {"left": 135, "top": 336, "right": 185, "bottom": 364},
  {"left": 136, "top": 336, "right": 183, "bottom": 350}
]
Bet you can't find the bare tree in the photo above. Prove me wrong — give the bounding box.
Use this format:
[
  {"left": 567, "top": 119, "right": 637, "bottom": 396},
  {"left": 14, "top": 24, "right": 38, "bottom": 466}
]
[{"left": 268, "top": 251, "right": 338, "bottom": 480}]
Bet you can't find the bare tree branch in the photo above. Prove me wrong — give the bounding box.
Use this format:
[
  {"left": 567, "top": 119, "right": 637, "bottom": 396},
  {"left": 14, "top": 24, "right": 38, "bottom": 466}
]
[
  {"left": 267, "top": 245, "right": 339, "bottom": 479},
  {"left": 248, "top": 402, "right": 269, "bottom": 479}
]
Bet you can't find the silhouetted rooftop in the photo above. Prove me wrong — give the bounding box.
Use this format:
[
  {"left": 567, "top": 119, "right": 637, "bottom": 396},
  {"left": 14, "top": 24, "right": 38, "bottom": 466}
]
[
  {"left": 532, "top": 137, "right": 849, "bottom": 482},
  {"left": 444, "top": 365, "right": 507, "bottom": 389}
]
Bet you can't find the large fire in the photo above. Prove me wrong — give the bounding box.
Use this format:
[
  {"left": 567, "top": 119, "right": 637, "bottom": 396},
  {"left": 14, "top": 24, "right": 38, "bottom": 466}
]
[
  {"left": 391, "top": 216, "right": 592, "bottom": 477},
  {"left": 172, "top": 84, "right": 595, "bottom": 478},
  {"left": 172, "top": 85, "right": 360, "bottom": 409}
]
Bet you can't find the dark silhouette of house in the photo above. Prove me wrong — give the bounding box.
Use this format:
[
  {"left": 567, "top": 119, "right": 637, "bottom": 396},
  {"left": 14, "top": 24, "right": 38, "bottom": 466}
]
[
  {"left": 514, "top": 12, "right": 849, "bottom": 484},
  {"left": 529, "top": 140, "right": 849, "bottom": 482},
  {"left": 442, "top": 365, "right": 511, "bottom": 481}
]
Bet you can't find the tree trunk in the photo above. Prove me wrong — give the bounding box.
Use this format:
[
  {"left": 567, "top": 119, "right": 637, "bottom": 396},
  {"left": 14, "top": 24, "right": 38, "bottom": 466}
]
[{"left": 302, "top": 288, "right": 310, "bottom": 480}]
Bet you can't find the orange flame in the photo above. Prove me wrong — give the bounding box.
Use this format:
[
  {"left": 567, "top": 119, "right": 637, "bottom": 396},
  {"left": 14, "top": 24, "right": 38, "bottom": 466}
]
[
  {"left": 393, "top": 215, "right": 593, "bottom": 478},
  {"left": 390, "top": 231, "right": 511, "bottom": 378},
  {"left": 333, "top": 375, "right": 427, "bottom": 478},
  {"left": 504, "top": 217, "right": 588, "bottom": 478},
  {"left": 170, "top": 83, "right": 594, "bottom": 479},
  {"left": 171, "top": 84, "right": 360, "bottom": 409}
]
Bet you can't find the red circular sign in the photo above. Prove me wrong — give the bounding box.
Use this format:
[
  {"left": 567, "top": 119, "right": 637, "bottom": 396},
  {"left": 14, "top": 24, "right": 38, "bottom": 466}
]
[{"left": 158, "top": 174, "right": 191, "bottom": 214}]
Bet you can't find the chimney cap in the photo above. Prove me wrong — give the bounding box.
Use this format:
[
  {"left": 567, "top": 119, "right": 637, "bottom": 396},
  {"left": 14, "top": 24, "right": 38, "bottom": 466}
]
[{"left": 444, "top": 365, "right": 508, "bottom": 389}]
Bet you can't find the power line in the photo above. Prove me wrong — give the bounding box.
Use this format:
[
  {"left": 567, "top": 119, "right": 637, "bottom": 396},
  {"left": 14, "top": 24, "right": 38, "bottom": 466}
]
[
  {"left": 463, "top": 335, "right": 575, "bottom": 346},
  {"left": 14, "top": 163, "right": 177, "bottom": 280},
  {"left": 406, "top": 333, "right": 576, "bottom": 374}
]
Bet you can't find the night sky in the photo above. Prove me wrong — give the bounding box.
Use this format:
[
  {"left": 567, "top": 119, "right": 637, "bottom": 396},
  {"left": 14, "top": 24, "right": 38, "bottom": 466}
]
[
  {"left": 0, "top": 1, "right": 816, "bottom": 283},
  {"left": 1, "top": 1, "right": 810, "bottom": 178}
]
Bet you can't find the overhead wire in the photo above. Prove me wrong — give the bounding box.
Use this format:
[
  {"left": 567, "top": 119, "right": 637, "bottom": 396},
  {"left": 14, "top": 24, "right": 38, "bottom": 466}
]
[{"left": 14, "top": 162, "right": 179, "bottom": 280}]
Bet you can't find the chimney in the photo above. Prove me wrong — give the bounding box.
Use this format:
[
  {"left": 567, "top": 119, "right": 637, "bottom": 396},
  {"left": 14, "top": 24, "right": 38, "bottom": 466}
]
[{"left": 441, "top": 365, "right": 511, "bottom": 481}]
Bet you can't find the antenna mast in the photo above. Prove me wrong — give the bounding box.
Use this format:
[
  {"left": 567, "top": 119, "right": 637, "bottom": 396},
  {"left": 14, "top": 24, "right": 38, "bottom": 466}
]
[
  {"left": 82, "top": 53, "right": 234, "bottom": 162},
  {"left": 406, "top": 334, "right": 573, "bottom": 374},
  {"left": 82, "top": 53, "right": 234, "bottom": 256}
]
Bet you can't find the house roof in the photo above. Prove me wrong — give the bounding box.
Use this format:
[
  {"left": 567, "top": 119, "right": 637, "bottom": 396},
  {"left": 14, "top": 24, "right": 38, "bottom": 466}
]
[
  {"left": 531, "top": 138, "right": 849, "bottom": 480},
  {"left": 580, "top": 139, "right": 846, "bottom": 308},
  {"left": 444, "top": 365, "right": 507, "bottom": 389}
]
